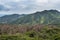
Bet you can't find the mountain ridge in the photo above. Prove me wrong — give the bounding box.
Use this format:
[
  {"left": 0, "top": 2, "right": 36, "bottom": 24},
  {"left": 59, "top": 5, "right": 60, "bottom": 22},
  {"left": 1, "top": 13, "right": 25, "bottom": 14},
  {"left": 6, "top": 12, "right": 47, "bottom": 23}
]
[
  {"left": 0, "top": 14, "right": 27, "bottom": 24},
  {"left": 0, "top": 10, "right": 60, "bottom": 25}
]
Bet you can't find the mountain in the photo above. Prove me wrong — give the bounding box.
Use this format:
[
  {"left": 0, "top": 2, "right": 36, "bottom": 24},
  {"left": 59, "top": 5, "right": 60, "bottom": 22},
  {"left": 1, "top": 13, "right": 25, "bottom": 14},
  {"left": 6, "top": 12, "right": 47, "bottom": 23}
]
[
  {"left": 11, "top": 10, "right": 60, "bottom": 25},
  {"left": 0, "top": 10, "right": 60, "bottom": 25},
  {"left": 0, "top": 14, "right": 26, "bottom": 24}
]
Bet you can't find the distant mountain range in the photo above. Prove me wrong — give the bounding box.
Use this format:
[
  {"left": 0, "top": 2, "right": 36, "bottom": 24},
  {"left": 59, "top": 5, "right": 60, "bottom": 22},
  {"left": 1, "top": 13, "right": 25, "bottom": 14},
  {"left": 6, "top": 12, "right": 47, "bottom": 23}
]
[
  {"left": 0, "top": 14, "right": 26, "bottom": 24},
  {"left": 0, "top": 10, "right": 60, "bottom": 25}
]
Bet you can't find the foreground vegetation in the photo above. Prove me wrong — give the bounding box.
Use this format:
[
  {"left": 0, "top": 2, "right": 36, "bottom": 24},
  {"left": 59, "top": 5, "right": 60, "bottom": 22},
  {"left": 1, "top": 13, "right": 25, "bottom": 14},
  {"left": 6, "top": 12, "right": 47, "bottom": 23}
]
[{"left": 0, "top": 24, "right": 60, "bottom": 40}]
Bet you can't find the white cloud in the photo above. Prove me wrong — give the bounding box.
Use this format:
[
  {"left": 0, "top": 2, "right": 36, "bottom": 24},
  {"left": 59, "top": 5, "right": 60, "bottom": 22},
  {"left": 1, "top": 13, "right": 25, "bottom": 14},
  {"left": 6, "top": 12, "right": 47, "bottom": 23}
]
[
  {"left": 0, "top": 0, "right": 60, "bottom": 14},
  {"left": 35, "top": 0, "right": 48, "bottom": 3},
  {"left": 15, "top": 0, "right": 21, "bottom": 2}
]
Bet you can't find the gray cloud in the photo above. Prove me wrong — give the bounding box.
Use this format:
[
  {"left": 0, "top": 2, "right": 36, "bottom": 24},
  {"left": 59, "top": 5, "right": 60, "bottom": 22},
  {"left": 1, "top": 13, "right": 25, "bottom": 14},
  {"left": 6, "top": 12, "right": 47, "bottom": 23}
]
[
  {"left": 0, "top": 4, "right": 10, "bottom": 11},
  {"left": 0, "top": 0, "right": 60, "bottom": 14}
]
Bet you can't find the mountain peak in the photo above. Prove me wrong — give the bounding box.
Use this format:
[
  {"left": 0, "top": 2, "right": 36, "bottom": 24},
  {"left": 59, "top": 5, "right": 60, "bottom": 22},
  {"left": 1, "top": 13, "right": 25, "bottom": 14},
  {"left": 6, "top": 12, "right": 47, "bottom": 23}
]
[
  {"left": 35, "top": 10, "right": 59, "bottom": 14},
  {"left": 42, "top": 10, "right": 59, "bottom": 12},
  {"left": 48, "top": 10, "right": 59, "bottom": 12}
]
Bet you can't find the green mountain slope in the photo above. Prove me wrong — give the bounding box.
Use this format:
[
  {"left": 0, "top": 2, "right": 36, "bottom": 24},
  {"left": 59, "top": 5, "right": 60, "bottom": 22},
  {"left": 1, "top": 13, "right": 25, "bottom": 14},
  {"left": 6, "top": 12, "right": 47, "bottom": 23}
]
[
  {"left": 11, "top": 10, "right": 60, "bottom": 25},
  {"left": 0, "top": 10, "right": 60, "bottom": 25},
  {"left": 0, "top": 14, "right": 26, "bottom": 24}
]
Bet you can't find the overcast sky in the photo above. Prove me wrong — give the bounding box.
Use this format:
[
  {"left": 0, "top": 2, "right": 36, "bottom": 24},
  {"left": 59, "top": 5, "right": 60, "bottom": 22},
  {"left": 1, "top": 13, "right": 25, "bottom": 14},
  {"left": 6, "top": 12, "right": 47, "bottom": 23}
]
[{"left": 0, "top": 0, "right": 60, "bottom": 15}]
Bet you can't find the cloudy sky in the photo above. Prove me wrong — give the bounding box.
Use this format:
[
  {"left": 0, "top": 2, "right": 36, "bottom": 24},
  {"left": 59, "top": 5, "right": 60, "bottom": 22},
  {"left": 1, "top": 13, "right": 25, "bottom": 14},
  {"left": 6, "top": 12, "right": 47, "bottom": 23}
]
[{"left": 0, "top": 0, "right": 60, "bottom": 15}]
